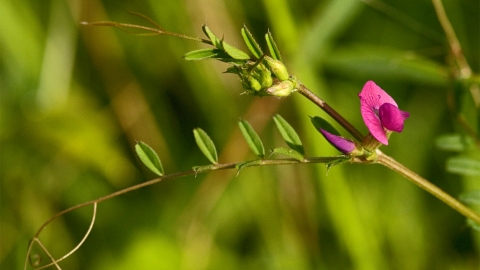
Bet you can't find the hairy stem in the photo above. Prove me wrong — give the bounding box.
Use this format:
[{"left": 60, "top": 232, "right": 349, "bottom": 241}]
[
  {"left": 296, "top": 83, "right": 364, "bottom": 142},
  {"left": 376, "top": 150, "right": 480, "bottom": 225},
  {"left": 25, "top": 156, "right": 340, "bottom": 269}
]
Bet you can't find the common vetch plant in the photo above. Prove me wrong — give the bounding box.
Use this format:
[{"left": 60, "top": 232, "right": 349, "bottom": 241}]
[{"left": 24, "top": 8, "right": 480, "bottom": 270}]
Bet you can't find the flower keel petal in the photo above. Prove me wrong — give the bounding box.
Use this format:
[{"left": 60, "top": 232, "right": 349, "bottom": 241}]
[{"left": 379, "top": 103, "right": 407, "bottom": 132}]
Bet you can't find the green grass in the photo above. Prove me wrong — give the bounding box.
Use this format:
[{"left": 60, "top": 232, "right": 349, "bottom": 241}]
[{"left": 1, "top": 0, "right": 479, "bottom": 269}]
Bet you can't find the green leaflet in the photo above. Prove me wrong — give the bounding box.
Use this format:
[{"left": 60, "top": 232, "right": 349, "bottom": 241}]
[
  {"left": 459, "top": 190, "right": 480, "bottom": 205},
  {"left": 135, "top": 141, "right": 164, "bottom": 176},
  {"left": 310, "top": 116, "right": 341, "bottom": 135},
  {"left": 193, "top": 128, "right": 218, "bottom": 164},
  {"left": 202, "top": 24, "right": 222, "bottom": 49},
  {"left": 273, "top": 114, "right": 304, "bottom": 155},
  {"left": 183, "top": 48, "right": 232, "bottom": 61},
  {"left": 222, "top": 40, "right": 251, "bottom": 60},
  {"left": 238, "top": 119, "right": 265, "bottom": 158},
  {"left": 446, "top": 156, "right": 480, "bottom": 176},
  {"left": 241, "top": 26, "right": 263, "bottom": 59},
  {"left": 265, "top": 30, "right": 282, "bottom": 61},
  {"left": 270, "top": 147, "right": 304, "bottom": 161}
]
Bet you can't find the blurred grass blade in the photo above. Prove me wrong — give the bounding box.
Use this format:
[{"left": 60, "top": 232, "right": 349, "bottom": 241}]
[
  {"left": 221, "top": 40, "right": 251, "bottom": 60},
  {"left": 193, "top": 128, "right": 218, "bottom": 164},
  {"left": 273, "top": 114, "right": 304, "bottom": 155},
  {"left": 135, "top": 141, "right": 164, "bottom": 176},
  {"left": 184, "top": 48, "right": 231, "bottom": 61},
  {"left": 323, "top": 45, "right": 449, "bottom": 86},
  {"left": 202, "top": 24, "right": 222, "bottom": 49},
  {"left": 270, "top": 147, "right": 304, "bottom": 161},
  {"left": 265, "top": 31, "right": 282, "bottom": 61},
  {"left": 241, "top": 26, "right": 263, "bottom": 59},
  {"left": 310, "top": 116, "right": 341, "bottom": 135},
  {"left": 459, "top": 190, "right": 480, "bottom": 205},
  {"left": 446, "top": 156, "right": 480, "bottom": 176},
  {"left": 239, "top": 119, "right": 265, "bottom": 158}
]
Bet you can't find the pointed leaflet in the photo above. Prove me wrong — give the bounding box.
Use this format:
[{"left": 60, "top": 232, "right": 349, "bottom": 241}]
[
  {"left": 273, "top": 114, "right": 304, "bottom": 155},
  {"left": 221, "top": 40, "right": 251, "bottom": 60},
  {"left": 184, "top": 49, "right": 232, "bottom": 61},
  {"left": 270, "top": 147, "right": 304, "bottom": 161},
  {"left": 241, "top": 26, "right": 263, "bottom": 59},
  {"left": 238, "top": 119, "right": 265, "bottom": 158},
  {"left": 265, "top": 30, "right": 282, "bottom": 61},
  {"left": 202, "top": 25, "right": 222, "bottom": 49},
  {"left": 193, "top": 128, "right": 218, "bottom": 164},
  {"left": 135, "top": 141, "right": 164, "bottom": 176}
]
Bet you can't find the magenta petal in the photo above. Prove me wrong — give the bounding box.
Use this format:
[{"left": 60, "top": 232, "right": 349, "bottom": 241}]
[
  {"left": 320, "top": 129, "right": 356, "bottom": 154},
  {"left": 358, "top": 81, "right": 397, "bottom": 110},
  {"left": 359, "top": 81, "right": 399, "bottom": 145},
  {"left": 379, "top": 103, "right": 408, "bottom": 132}
]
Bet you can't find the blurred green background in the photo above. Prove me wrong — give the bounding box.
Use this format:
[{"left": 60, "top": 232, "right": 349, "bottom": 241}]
[{"left": 1, "top": 0, "right": 479, "bottom": 269}]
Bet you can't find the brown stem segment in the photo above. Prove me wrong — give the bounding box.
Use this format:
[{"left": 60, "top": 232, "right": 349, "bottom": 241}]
[
  {"left": 376, "top": 150, "right": 480, "bottom": 225},
  {"left": 296, "top": 83, "right": 364, "bottom": 142}
]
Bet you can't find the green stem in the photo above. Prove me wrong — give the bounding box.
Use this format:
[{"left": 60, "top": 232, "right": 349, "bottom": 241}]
[
  {"left": 25, "top": 156, "right": 341, "bottom": 269},
  {"left": 376, "top": 150, "right": 480, "bottom": 225},
  {"left": 296, "top": 83, "right": 364, "bottom": 142}
]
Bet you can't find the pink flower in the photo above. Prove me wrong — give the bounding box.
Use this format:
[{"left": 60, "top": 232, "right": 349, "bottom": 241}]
[
  {"left": 359, "top": 81, "right": 410, "bottom": 145},
  {"left": 319, "top": 129, "right": 356, "bottom": 154}
]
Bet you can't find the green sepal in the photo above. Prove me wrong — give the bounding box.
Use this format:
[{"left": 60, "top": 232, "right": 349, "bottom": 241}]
[
  {"left": 273, "top": 114, "right": 304, "bottom": 155},
  {"left": 235, "top": 160, "right": 263, "bottom": 176},
  {"left": 241, "top": 26, "right": 263, "bottom": 59},
  {"left": 222, "top": 40, "right": 251, "bottom": 60},
  {"left": 202, "top": 24, "right": 222, "bottom": 49},
  {"left": 325, "top": 155, "right": 351, "bottom": 174},
  {"left": 238, "top": 119, "right": 265, "bottom": 158},
  {"left": 184, "top": 48, "right": 232, "bottom": 61},
  {"left": 135, "top": 141, "right": 164, "bottom": 176},
  {"left": 310, "top": 116, "right": 341, "bottom": 136},
  {"left": 265, "top": 30, "right": 282, "bottom": 61},
  {"left": 193, "top": 128, "right": 218, "bottom": 164},
  {"left": 270, "top": 147, "right": 304, "bottom": 161},
  {"left": 192, "top": 164, "right": 216, "bottom": 177}
]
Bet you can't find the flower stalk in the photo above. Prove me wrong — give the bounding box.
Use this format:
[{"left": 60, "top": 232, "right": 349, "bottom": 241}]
[{"left": 376, "top": 150, "right": 480, "bottom": 225}]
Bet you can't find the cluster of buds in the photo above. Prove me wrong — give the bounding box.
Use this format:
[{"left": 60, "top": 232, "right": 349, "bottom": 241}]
[{"left": 228, "top": 56, "right": 297, "bottom": 97}]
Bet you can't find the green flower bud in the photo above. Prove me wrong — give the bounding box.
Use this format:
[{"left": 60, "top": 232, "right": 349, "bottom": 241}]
[
  {"left": 266, "top": 80, "right": 294, "bottom": 97},
  {"left": 251, "top": 63, "right": 273, "bottom": 89},
  {"left": 265, "top": 56, "right": 289, "bottom": 81},
  {"left": 248, "top": 77, "right": 262, "bottom": 91}
]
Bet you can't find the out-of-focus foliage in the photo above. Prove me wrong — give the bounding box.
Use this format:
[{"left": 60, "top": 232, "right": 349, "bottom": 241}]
[{"left": 1, "top": 0, "right": 479, "bottom": 269}]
